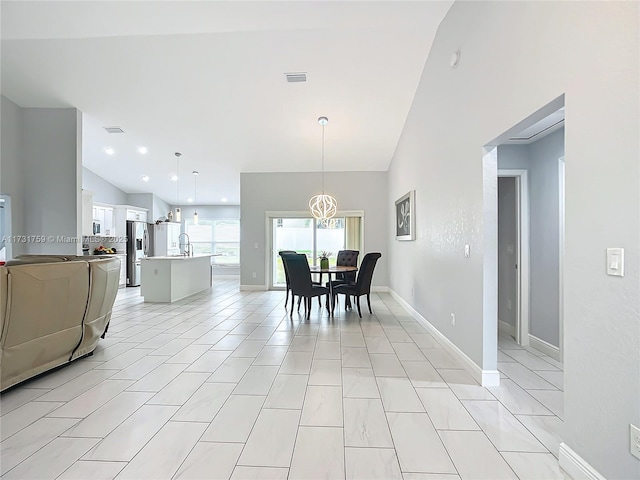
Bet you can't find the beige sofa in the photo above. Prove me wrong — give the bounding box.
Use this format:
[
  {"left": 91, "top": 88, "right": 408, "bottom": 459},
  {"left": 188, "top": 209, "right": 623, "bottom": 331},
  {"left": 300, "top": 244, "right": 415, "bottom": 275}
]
[{"left": 0, "top": 255, "right": 120, "bottom": 391}]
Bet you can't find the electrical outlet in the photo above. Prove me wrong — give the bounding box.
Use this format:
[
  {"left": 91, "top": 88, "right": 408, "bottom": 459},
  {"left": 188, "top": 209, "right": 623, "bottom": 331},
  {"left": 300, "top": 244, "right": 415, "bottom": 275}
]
[
  {"left": 252, "top": 272, "right": 257, "bottom": 278},
  {"left": 451, "top": 313, "right": 455, "bottom": 326},
  {"left": 631, "top": 424, "right": 640, "bottom": 460},
  {"left": 464, "top": 245, "right": 470, "bottom": 258}
]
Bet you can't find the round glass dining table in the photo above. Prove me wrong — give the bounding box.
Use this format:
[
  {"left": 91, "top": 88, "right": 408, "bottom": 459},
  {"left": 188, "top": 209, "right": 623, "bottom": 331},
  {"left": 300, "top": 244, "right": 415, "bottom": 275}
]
[{"left": 309, "top": 265, "right": 358, "bottom": 315}]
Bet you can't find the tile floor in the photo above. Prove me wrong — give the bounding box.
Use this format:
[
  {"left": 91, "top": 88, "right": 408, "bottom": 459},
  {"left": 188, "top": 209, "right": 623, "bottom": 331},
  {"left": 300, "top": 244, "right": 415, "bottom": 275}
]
[{"left": 0, "top": 276, "right": 569, "bottom": 479}]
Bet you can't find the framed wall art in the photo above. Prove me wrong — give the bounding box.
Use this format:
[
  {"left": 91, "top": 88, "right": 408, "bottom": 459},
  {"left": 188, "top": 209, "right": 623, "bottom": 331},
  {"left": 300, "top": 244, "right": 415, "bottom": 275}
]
[{"left": 395, "top": 190, "right": 415, "bottom": 241}]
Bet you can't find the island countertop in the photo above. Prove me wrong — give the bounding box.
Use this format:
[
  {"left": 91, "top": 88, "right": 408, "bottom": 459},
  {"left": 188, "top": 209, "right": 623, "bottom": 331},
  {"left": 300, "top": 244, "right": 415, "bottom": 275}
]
[
  {"left": 141, "top": 255, "right": 213, "bottom": 261},
  {"left": 140, "top": 255, "right": 212, "bottom": 302}
]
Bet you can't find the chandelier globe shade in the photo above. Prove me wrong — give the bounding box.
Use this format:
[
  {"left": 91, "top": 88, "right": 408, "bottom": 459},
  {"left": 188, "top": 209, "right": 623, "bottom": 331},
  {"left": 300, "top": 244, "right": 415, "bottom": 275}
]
[{"left": 309, "top": 116, "right": 337, "bottom": 222}]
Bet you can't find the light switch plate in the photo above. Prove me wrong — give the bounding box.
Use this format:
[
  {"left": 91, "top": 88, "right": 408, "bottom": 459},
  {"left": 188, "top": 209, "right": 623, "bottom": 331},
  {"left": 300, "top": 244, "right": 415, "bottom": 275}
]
[
  {"left": 630, "top": 424, "right": 640, "bottom": 460},
  {"left": 606, "top": 248, "right": 624, "bottom": 277},
  {"left": 464, "top": 245, "right": 470, "bottom": 258}
]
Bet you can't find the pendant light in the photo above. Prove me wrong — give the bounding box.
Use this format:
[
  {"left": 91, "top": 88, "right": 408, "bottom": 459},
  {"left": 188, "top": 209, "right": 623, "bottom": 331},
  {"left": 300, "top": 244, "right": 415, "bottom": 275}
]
[
  {"left": 309, "top": 116, "right": 337, "bottom": 222},
  {"left": 174, "top": 152, "right": 182, "bottom": 222},
  {"left": 192, "top": 170, "right": 199, "bottom": 225}
]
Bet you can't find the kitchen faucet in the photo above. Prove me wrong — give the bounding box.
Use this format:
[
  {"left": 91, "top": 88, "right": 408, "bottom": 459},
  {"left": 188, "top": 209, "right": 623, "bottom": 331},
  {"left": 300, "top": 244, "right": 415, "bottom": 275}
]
[{"left": 178, "top": 232, "right": 192, "bottom": 257}]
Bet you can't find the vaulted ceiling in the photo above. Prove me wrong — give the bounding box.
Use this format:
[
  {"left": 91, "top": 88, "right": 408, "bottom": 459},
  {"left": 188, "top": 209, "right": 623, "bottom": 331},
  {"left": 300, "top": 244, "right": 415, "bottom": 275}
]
[{"left": 1, "top": 1, "right": 453, "bottom": 204}]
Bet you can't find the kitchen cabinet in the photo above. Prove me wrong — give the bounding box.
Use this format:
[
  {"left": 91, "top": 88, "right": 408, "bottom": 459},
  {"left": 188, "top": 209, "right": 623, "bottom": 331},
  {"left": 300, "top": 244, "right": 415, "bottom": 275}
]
[
  {"left": 154, "top": 222, "right": 182, "bottom": 257},
  {"left": 126, "top": 208, "right": 147, "bottom": 222},
  {"left": 93, "top": 205, "right": 115, "bottom": 236}
]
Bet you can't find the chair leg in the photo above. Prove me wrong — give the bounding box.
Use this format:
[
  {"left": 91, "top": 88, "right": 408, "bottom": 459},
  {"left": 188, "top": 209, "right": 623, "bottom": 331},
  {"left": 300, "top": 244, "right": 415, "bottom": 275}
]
[
  {"left": 297, "top": 296, "right": 302, "bottom": 311},
  {"left": 290, "top": 295, "right": 294, "bottom": 317},
  {"left": 317, "top": 296, "right": 321, "bottom": 307},
  {"left": 356, "top": 296, "right": 362, "bottom": 318},
  {"left": 367, "top": 294, "right": 372, "bottom": 314},
  {"left": 285, "top": 287, "right": 290, "bottom": 308}
]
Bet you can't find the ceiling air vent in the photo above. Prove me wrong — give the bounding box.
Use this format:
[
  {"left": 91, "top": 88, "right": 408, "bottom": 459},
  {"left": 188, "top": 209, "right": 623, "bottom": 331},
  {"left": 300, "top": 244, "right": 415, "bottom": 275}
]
[
  {"left": 285, "top": 72, "right": 307, "bottom": 83},
  {"left": 104, "top": 126, "right": 125, "bottom": 134}
]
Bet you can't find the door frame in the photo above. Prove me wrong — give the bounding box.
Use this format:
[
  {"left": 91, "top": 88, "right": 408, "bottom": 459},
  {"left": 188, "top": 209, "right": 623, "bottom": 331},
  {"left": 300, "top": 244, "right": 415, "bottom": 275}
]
[
  {"left": 497, "top": 169, "right": 530, "bottom": 346},
  {"left": 558, "top": 156, "right": 565, "bottom": 361}
]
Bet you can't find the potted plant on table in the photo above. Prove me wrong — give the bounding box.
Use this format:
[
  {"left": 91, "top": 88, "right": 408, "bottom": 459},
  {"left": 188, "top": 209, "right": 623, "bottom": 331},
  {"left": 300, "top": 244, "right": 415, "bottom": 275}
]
[{"left": 319, "top": 251, "right": 332, "bottom": 269}]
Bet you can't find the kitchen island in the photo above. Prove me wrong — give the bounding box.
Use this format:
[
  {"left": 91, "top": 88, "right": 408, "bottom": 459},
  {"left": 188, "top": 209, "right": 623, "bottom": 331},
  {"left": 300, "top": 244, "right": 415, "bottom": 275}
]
[{"left": 140, "top": 255, "right": 212, "bottom": 302}]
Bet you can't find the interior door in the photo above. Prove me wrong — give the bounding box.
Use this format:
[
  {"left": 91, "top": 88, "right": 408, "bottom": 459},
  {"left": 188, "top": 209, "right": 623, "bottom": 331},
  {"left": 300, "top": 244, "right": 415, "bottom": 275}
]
[{"left": 498, "top": 177, "right": 519, "bottom": 341}]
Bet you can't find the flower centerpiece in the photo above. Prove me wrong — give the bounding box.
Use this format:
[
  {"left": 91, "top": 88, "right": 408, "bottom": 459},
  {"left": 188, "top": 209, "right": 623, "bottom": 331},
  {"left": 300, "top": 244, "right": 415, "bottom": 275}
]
[{"left": 319, "top": 251, "right": 332, "bottom": 269}]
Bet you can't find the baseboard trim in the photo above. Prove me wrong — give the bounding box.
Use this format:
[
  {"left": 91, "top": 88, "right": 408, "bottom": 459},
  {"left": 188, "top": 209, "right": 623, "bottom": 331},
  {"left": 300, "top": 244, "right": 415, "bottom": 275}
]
[
  {"left": 389, "top": 289, "right": 500, "bottom": 387},
  {"left": 372, "top": 286, "right": 389, "bottom": 293},
  {"left": 239, "top": 284, "right": 268, "bottom": 291},
  {"left": 559, "top": 443, "right": 606, "bottom": 480},
  {"left": 529, "top": 334, "right": 561, "bottom": 362},
  {"left": 498, "top": 319, "right": 515, "bottom": 338}
]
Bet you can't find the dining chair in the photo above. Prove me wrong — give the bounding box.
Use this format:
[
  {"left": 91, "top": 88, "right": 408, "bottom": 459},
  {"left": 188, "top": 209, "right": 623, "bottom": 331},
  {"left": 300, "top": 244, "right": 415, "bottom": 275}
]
[
  {"left": 285, "top": 253, "right": 330, "bottom": 318},
  {"left": 326, "top": 249, "right": 359, "bottom": 308},
  {"left": 332, "top": 252, "right": 381, "bottom": 318},
  {"left": 278, "top": 250, "right": 296, "bottom": 308}
]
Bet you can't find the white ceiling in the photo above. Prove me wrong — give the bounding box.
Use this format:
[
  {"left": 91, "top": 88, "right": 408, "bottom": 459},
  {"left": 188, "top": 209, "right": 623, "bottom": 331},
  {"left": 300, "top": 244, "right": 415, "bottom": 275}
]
[{"left": 1, "top": 1, "right": 453, "bottom": 205}]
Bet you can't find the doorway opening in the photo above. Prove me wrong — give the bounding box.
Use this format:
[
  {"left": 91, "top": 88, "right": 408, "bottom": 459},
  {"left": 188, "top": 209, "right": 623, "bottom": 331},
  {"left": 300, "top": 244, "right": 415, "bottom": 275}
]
[
  {"left": 497, "top": 171, "right": 530, "bottom": 347},
  {"left": 487, "top": 96, "right": 565, "bottom": 363}
]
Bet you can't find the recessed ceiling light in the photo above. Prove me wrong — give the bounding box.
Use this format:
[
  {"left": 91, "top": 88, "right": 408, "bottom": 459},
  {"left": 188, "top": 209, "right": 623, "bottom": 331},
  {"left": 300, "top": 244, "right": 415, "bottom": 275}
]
[
  {"left": 186, "top": 197, "right": 193, "bottom": 203},
  {"left": 104, "top": 147, "right": 115, "bottom": 155},
  {"left": 137, "top": 146, "right": 148, "bottom": 154},
  {"left": 221, "top": 197, "right": 227, "bottom": 203},
  {"left": 141, "top": 175, "right": 150, "bottom": 182},
  {"left": 170, "top": 174, "right": 178, "bottom": 181}
]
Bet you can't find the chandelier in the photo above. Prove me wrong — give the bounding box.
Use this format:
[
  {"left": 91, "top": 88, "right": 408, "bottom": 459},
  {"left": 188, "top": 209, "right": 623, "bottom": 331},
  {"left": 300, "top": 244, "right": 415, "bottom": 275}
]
[{"left": 309, "top": 116, "right": 337, "bottom": 222}]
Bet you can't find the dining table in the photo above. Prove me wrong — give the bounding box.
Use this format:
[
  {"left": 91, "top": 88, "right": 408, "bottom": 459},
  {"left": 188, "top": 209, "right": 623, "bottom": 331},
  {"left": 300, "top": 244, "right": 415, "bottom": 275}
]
[{"left": 309, "top": 265, "right": 358, "bottom": 315}]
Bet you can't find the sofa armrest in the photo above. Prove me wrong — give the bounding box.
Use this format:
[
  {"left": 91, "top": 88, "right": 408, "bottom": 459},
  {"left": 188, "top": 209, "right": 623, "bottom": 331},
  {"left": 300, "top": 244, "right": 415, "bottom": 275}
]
[{"left": 72, "top": 257, "right": 120, "bottom": 359}]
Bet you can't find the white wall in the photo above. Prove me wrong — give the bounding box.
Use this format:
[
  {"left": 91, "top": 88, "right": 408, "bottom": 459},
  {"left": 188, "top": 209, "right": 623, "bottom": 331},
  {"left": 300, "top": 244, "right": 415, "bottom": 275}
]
[
  {"left": 178, "top": 205, "right": 240, "bottom": 221},
  {"left": 83, "top": 166, "right": 127, "bottom": 205},
  {"left": 240, "top": 171, "right": 388, "bottom": 288},
  {"left": 126, "top": 192, "right": 171, "bottom": 222},
  {"left": 388, "top": 2, "right": 638, "bottom": 478},
  {"left": 1, "top": 96, "right": 26, "bottom": 257},
  {"left": 152, "top": 195, "right": 172, "bottom": 223},
  {"left": 2, "top": 97, "right": 83, "bottom": 256}
]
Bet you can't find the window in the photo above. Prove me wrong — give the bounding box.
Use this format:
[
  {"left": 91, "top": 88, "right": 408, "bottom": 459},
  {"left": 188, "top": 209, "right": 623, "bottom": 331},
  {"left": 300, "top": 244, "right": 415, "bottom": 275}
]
[{"left": 185, "top": 218, "right": 240, "bottom": 265}]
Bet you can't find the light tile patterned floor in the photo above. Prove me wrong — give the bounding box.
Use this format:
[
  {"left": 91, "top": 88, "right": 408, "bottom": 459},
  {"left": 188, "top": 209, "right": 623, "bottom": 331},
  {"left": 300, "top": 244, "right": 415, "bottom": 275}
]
[{"left": 0, "top": 276, "right": 568, "bottom": 479}]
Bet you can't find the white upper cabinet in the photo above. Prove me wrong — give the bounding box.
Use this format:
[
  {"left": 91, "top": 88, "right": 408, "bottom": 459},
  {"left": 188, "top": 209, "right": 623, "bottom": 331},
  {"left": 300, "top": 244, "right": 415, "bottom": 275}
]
[{"left": 126, "top": 208, "right": 147, "bottom": 222}]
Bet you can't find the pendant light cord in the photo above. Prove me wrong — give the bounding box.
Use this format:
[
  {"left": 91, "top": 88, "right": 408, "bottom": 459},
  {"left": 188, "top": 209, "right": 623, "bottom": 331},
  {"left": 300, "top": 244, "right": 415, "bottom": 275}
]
[{"left": 321, "top": 123, "right": 325, "bottom": 194}]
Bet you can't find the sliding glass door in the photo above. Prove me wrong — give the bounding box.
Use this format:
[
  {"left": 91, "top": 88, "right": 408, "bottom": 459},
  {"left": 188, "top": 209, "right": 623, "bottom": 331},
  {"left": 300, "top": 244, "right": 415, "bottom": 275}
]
[{"left": 271, "top": 217, "right": 346, "bottom": 287}]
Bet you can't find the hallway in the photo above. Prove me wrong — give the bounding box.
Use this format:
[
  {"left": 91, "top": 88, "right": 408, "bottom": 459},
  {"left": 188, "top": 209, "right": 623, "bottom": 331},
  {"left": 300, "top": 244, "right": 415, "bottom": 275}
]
[{"left": 0, "top": 277, "right": 566, "bottom": 479}]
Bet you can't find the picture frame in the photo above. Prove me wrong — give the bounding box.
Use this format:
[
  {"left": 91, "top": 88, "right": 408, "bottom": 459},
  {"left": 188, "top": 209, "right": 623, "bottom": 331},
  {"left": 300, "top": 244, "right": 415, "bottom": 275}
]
[{"left": 395, "top": 190, "right": 415, "bottom": 241}]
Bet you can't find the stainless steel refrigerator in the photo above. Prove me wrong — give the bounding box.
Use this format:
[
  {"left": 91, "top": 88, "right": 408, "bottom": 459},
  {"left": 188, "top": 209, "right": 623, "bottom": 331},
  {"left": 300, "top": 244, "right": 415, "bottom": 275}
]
[{"left": 126, "top": 220, "right": 153, "bottom": 286}]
